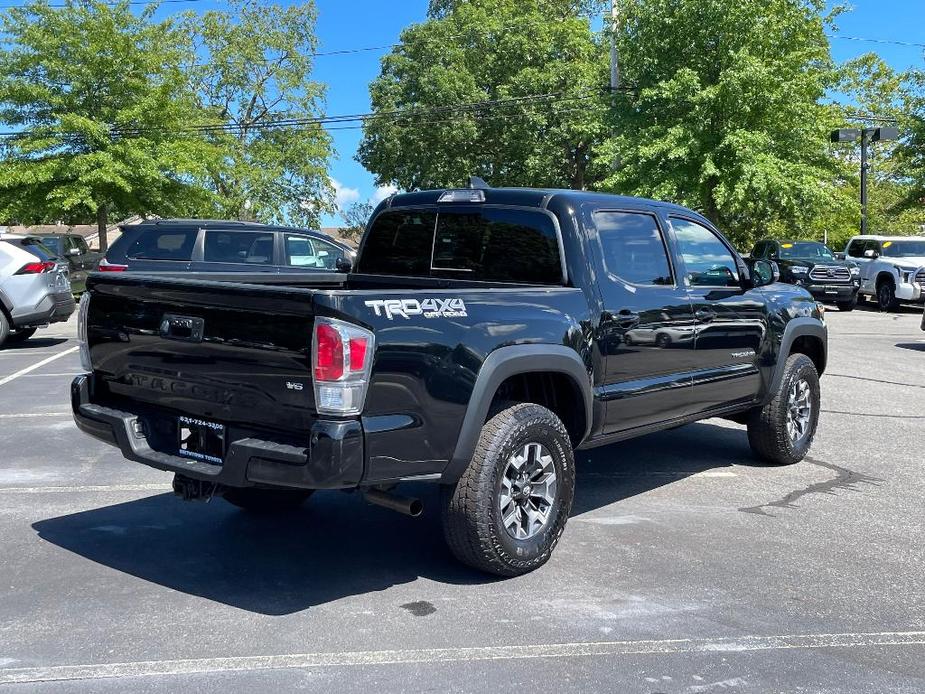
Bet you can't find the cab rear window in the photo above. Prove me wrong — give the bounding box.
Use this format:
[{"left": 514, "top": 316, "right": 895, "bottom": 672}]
[
  {"left": 358, "top": 208, "right": 563, "bottom": 284},
  {"left": 126, "top": 229, "right": 198, "bottom": 261}
]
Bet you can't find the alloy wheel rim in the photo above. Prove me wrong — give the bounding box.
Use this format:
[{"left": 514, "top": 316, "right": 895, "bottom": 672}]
[
  {"left": 786, "top": 378, "right": 812, "bottom": 443},
  {"left": 499, "top": 442, "right": 557, "bottom": 540}
]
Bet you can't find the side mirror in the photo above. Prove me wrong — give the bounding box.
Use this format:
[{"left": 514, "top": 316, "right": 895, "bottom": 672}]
[
  {"left": 863, "top": 249, "right": 879, "bottom": 259},
  {"left": 834, "top": 252, "right": 846, "bottom": 261},
  {"left": 67, "top": 247, "right": 81, "bottom": 257},
  {"left": 750, "top": 259, "right": 778, "bottom": 288},
  {"left": 335, "top": 256, "right": 353, "bottom": 273}
]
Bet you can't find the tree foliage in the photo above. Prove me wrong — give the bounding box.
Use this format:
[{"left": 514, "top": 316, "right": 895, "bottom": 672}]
[
  {"left": 604, "top": 0, "right": 854, "bottom": 247},
  {"left": 182, "top": 0, "right": 334, "bottom": 226},
  {"left": 359, "top": 0, "right": 610, "bottom": 191},
  {"left": 0, "top": 0, "right": 212, "bottom": 249}
]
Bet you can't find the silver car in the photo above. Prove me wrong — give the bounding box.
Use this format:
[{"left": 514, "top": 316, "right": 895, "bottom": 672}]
[{"left": 0, "top": 235, "right": 75, "bottom": 347}]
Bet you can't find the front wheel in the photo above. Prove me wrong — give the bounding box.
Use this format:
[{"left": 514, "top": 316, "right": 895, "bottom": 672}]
[
  {"left": 222, "top": 487, "right": 313, "bottom": 513},
  {"left": 441, "top": 403, "right": 575, "bottom": 577},
  {"left": 836, "top": 296, "right": 857, "bottom": 312},
  {"left": 747, "top": 353, "right": 820, "bottom": 465},
  {"left": 877, "top": 281, "right": 899, "bottom": 311}
]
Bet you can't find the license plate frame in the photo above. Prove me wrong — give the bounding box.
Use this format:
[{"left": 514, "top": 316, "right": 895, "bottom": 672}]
[{"left": 177, "top": 416, "right": 226, "bottom": 466}]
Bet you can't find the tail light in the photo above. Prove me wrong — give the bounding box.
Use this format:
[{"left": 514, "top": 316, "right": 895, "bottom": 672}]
[
  {"left": 312, "top": 317, "right": 375, "bottom": 415},
  {"left": 77, "top": 293, "right": 92, "bottom": 372},
  {"left": 98, "top": 258, "right": 128, "bottom": 272},
  {"left": 15, "top": 261, "right": 55, "bottom": 275}
]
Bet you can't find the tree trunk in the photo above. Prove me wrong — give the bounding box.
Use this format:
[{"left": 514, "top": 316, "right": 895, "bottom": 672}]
[{"left": 96, "top": 204, "right": 109, "bottom": 253}]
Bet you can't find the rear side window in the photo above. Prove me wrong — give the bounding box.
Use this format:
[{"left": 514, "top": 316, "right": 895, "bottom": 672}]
[
  {"left": 594, "top": 211, "right": 673, "bottom": 286},
  {"left": 127, "top": 229, "right": 198, "bottom": 261},
  {"left": 204, "top": 231, "right": 275, "bottom": 265},
  {"left": 358, "top": 211, "right": 436, "bottom": 276},
  {"left": 9, "top": 238, "right": 56, "bottom": 261},
  {"left": 359, "top": 208, "right": 563, "bottom": 284}
]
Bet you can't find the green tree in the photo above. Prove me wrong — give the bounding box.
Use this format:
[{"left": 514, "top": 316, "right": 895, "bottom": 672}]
[
  {"left": 183, "top": 0, "right": 334, "bottom": 226},
  {"left": 0, "top": 0, "right": 213, "bottom": 250},
  {"left": 893, "top": 71, "right": 925, "bottom": 229},
  {"left": 603, "top": 0, "right": 855, "bottom": 247},
  {"left": 338, "top": 201, "right": 374, "bottom": 245},
  {"left": 359, "top": 0, "right": 610, "bottom": 191}
]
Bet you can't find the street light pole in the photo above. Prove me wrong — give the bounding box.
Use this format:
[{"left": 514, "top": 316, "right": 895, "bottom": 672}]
[
  {"left": 860, "top": 128, "right": 869, "bottom": 236},
  {"left": 831, "top": 126, "right": 899, "bottom": 235},
  {"left": 609, "top": 0, "right": 619, "bottom": 93}
]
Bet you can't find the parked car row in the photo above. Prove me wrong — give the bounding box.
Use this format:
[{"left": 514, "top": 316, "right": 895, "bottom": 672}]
[{"left": 750, "top": 234, "right": 925, "bottom": 313}]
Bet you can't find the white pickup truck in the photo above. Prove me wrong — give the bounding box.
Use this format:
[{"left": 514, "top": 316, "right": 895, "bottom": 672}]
[{"left": 842, "top": 235, "right": 925, "bottom": 311}]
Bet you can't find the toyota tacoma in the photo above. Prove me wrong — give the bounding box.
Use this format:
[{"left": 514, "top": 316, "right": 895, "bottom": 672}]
[{"left": 72, "top": 185, "right": 827, "bottom": 576}]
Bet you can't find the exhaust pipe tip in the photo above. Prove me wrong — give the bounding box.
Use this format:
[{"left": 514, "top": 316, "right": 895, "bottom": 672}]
[{"left": 364, "top": 488, "right": 423, "bottom": 517}]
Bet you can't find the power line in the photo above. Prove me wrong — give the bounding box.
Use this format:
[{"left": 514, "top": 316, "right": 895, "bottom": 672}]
[
  {"left": 0, "top": 88, "right": 613, "bottom": 140},
  {"left": 0, "top": 0, "right": 206, "bottom": 7},
  {"left": 828, "top": 34, "right": 925, "bottom": 50}
]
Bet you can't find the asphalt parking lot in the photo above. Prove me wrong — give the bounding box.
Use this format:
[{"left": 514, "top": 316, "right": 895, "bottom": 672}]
[{"left": 0, "top": 304, "right": 923, "bottom": 693}]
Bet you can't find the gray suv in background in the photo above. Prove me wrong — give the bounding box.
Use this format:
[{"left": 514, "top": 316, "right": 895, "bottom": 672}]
[
  {"left": 0, "top": 235, "right": 75, "bottom": 347},
  {"left": 100, "top": 220, "right": 355, "bottom": 277}
]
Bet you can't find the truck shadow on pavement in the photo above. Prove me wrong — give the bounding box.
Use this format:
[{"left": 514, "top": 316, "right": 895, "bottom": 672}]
[
  {"left": 2, "top": 337, "right": 69, "bottom": 350},
  {"left": 33, "top": 421, "right": 757, "bottom": 615}
]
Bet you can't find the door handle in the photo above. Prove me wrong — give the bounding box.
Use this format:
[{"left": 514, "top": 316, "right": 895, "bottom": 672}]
[
  {"left": 615, "top": 310, "right": 640, "bottom": 328},
  {"left": 695, "top": 309, "right": 716, "bottom": 323}
]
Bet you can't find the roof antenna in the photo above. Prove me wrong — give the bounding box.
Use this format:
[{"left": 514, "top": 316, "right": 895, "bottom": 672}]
[{"left": 468, "top": 176, "right": 490, "bottom": 190}]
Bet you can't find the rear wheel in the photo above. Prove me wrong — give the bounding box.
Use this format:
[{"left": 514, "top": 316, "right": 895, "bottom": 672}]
[
  {"left": 441, "top": 402, "right": 575, "bottom": 577},
  {"left": 222, "top": 487, "right": 313, "bottom": 513},
  {"left": 6, "top": 328, "right": 37, "bottom": 344},
  {"left": 0, "top": 312, "right": 9, "bottom": 347},
  {"left": 877, "top": 280, "right": 899, "bottom": 311},
  {"left": 747, "top": 353, "right": 820, "bottom": 465}
]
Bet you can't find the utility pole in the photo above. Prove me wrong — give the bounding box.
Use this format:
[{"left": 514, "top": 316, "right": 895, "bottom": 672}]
[{"left": 609, "top": 0, "right": 619, "bottom": 93}]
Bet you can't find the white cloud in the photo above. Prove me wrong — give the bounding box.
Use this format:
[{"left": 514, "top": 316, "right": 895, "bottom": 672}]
[
  {"left": 370, "top": 184, "right": 399, "bottom": 205},
  {"left": 331, "top": 178, "right": 360, "bottom": 210}
]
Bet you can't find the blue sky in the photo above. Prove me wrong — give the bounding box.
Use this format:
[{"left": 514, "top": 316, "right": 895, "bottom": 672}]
[{"left": 156, "top": 0, "right": 925, "bottom": 226}]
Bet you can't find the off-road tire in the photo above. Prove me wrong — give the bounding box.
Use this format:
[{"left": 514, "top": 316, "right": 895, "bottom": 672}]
[
  {"left": 747, "top": 353, "right": 820, "bottom": 465},
  {"left": 836, "top": 296, "right": 856, "bottom": 312},
  {"left": 0, "top": 311, "right": 10, "bottom": 348},
  {"left": 6, "top": 328, "right": 37, "bottom": 344},
  {"left": 441, "top": 402, "right": 575, "bottom": 577},
  {"left": 222, "top": 487, "right": 313, "bottom": 513},
  {"left": 877, "top": 280, "right": 899, "bottom": 311}
]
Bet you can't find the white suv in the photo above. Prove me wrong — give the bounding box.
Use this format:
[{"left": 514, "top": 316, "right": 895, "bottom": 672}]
[
  {"left": 843, "top": 235, "right": 925, "bottom": 311},
  {"left": 0, "top": 235, "right": 75, "bottom": 346}
]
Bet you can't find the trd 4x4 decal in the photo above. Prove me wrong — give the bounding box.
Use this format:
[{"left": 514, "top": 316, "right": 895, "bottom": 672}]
[{"left": 365, "top": 298, "right": 468, "bottom": 320}]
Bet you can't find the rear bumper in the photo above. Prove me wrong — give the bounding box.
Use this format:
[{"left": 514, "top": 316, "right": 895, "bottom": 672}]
[
  {"left": 13, "top": 291, "right": 76, "bottom": 328},
  {"left": 71, "top": 375, "right": 364, "bottom": 489}
]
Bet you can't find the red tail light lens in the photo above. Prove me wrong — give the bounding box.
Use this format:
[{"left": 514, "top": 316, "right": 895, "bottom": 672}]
[
  {"left": 15, "top": 261, "right": 55, "bottom": 275},
  {"left": 314, "top": 322, "right": 344, "bottom": 381},
  {"left": 98, "top": 259, "right": 128, "bottom": 272},
  {"left": 311, "top": 318, "right": 375, "bottom": 415}
]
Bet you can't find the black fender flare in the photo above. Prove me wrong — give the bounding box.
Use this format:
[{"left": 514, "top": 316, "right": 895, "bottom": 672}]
[
  {"left": 441, "top": 344, "right": 593, "bottom": 484},
  {"left": 765, "top": 317, "right": 827, "bottom": 403}
]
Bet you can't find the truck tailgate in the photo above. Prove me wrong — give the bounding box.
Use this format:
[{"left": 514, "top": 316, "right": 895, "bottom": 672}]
[{"left": 86, "top": 275, "right": 320, "bottom": 434}]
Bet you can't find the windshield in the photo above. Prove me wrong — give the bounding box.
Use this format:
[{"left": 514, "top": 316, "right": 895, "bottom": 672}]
[
  {"left": 881, "top": 240, "right": 925, "bottom": 258},
  {"left": 778, "top": 242, "right": 834, "bottom": 261}
]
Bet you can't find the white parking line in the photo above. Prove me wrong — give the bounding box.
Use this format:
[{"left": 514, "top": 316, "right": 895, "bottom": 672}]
[
  {"left": 0, "top": 347, "right": 78, "bottom": 387},
  {"left": 0, "top": 630, "right": 922, "bottom": 684},
  {"left": 0, "top": 484, "right": 170, "bottom": 494},
  {"left": 0, "top": 412, "right": 70, "bottom": 419},
  {"left": 21, "top": 372, "right": 82, "bottom": 378}
]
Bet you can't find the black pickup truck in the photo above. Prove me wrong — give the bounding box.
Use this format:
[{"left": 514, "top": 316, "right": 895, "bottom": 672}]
[{"left": 73, "top": 186, "right": 827, "bottom": 576}]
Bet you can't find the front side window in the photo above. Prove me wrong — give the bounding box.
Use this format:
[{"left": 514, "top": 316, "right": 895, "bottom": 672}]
[
  {"left": 285, "top": 234, "right": 345, "bottom": 270},
  {"left": 128, "top": 229, "right": 198, "bottom": 261},
  {"left": 203, "top": 231, "right": 274, "bottom": 265},
  {"left": 594, "top": 211, "right": 673, "bottom": 286},
  {"left": 671, "top": 218, "right": 740, "bottom": 288}
]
